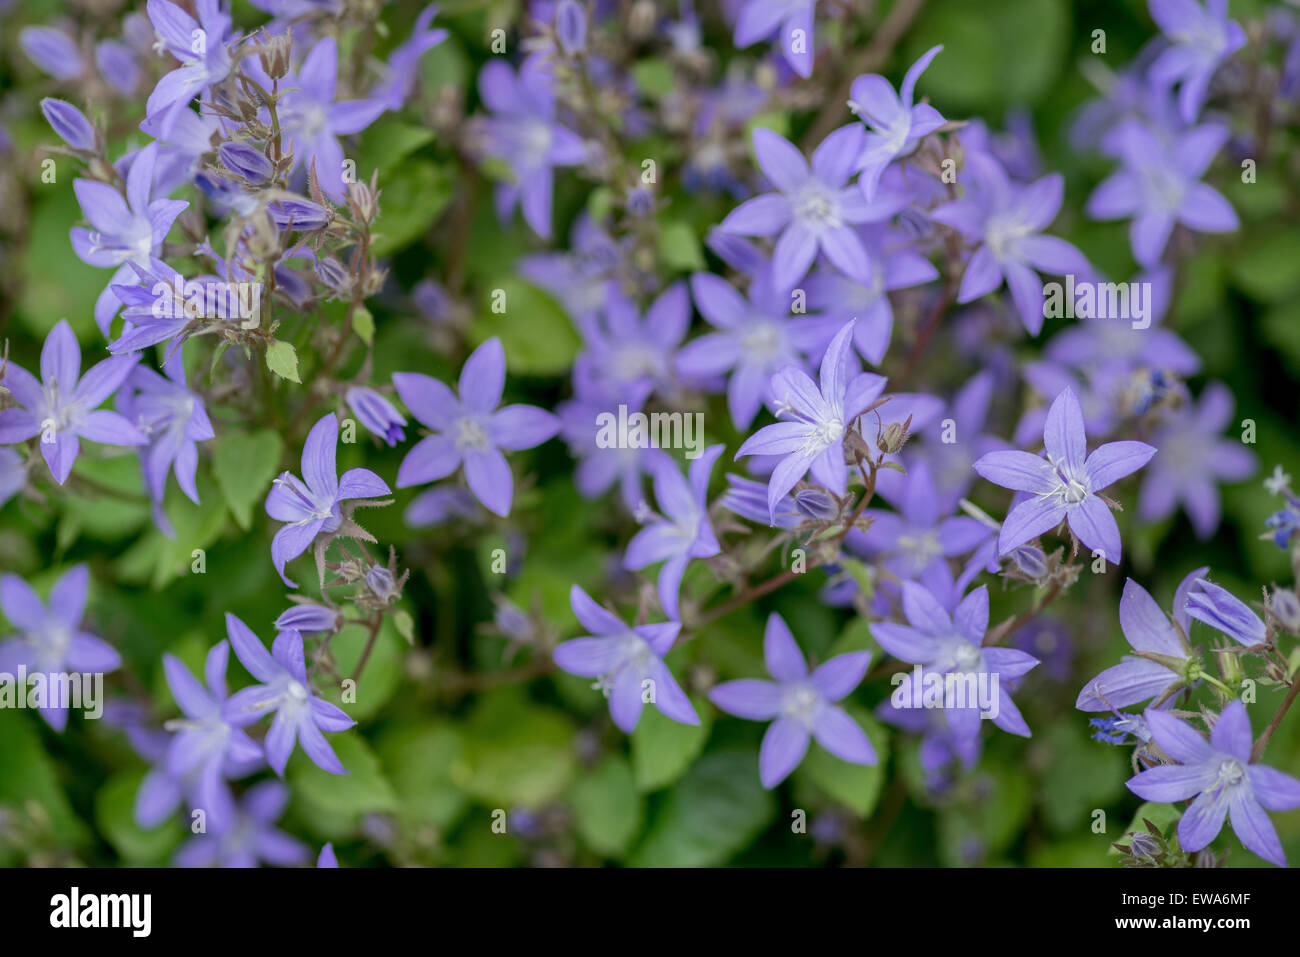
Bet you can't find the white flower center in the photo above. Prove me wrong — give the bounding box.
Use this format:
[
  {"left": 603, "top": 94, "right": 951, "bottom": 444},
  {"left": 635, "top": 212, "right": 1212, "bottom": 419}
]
[
  {"left": 455, "top": 416, "right": 489, "bottom": 451},
  {"left": 793, "top": 182, "right": 841, "bottom": 229}
]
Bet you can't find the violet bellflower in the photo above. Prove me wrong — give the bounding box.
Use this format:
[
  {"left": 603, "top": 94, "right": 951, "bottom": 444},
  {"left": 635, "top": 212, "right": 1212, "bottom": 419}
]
[
  {"left": 1137, "top": 382, "right": 1257, "bottom": 539},
  {"left": 709, "top": 612, "right": 875, "bottom": 788},
  {"left": 1085, "top": 119, "right": 1238, "bottom": 267},
  {"left": 221, "top": 614, "right": 355, "bottom": 776},
  {"left": 732, "top": 0, "right": 820, "bottom": 79},
  {"left": 870, "top": 582, "right": 1039, "bottom": 739},
  {"left": 973, "top": 387, "right": 1156, "bottom": 565},
  {"left": 552, "top": 585, "right": 700, "bottom": 733},
  {"left": 624, "top": 445, "right": 724, "bottom": 620},
  {"left": 173, "top": 780, "right": 310, "bottom": 868},
  {"left": 144, "top": 0, "right": 235, "bottom": 137},
  {"left": 0, "top": 319, "right": 146, "bottom": 484},
  {"left": 0, "top": 565, "right": 120, "bottom": 732},
  {"left": 718, "top": 125, "right": 879, "bottom": 293},
  {"left": 371, "top": 4, "right": 449, "bottom": 111},
  {"left": 70, "top": 142, "right": 190, "bottom": 335},
  {"left": 1075, "top": 569, "right": 1207, "bottom": 713},
  {"left": 40, "top": 98, "right": 96, "bottom": 152},
  {"left": 930, "top": 153, "right": 1091, "bottom": 335},
  {"left": 157, "top": 640, "right": 264, "bottom": 831},
  {"left": 265, "top": 412, "right": 392, "bottom": 587},
  {"left": 117, "top": 345, "right": 215, "bottom": 506},
  {"left": 1127, "top": 700, "right": 1300, "bottom": 866},
  {"left": 735, "top": 319, "right": 887, "bottom": 522},
  {"left": 345, "top": 385, "right": 407, "bottom": 447},
  {"left": 474, "top": 57, "right": 586, "bottom": 239},
  {"left": 575, "top": 282, "right": 690, "bottom": 400},
  {"left": 393, "top": 337, "right": 560, "bottom": 516},
  {"left": 848, "top": 45, "right": 946, "bottom": 201},
  {"left": 19, "top": 26, "right": 84, "bottom": 80},
  {"left": 1147, "top": 0, "right": 1246, "bottom": 123}
]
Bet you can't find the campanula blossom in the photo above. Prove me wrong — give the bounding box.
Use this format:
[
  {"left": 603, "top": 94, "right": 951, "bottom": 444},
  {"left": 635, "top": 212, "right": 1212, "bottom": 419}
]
[
  {"left": 552, "top": 585, "right": 699, "bottom": 733},
  {"left": 710, "top": 611, "right": 875, "bottom": 787},
  {"left": 345, "top": 385, "right": 407, "bottom": 447},
  {"left": 1147, "top": 0, "right": 1246, "bottom": 122},
  {"left": 371, "top": 4, "right": 448, "bottom": 111},
  {"left": 1185, "top": 578, "right": 1266, "bottom": 646},
  {"left": 173, "top": 780, "right": 311, "bottom": 868},
  {"left": 393, "top": 337, "right": 560, "bottom": 517},
  {"left": 144, "top": 0, "right": 235, "bottom": 136},
  {"left": 1127, "top": 700, "right": 1300, "bottom": 866},
  {"left": 222, "top": 614, "right": 355, "bottom": 776},
  {"left": 848, "top": 45, "right": 946, "bottom": 201},
  {"left": 0, "top": 320, "right": 146, "bottom": 484},
  {"left": 732, "top": 0, "right": 820, "bottom": 78},
  {"left": 265, "top": 413, "right": 391, "bottom": 587},
  {"left": 973, "top": 387, "right": 1156, "bottom": 564}
]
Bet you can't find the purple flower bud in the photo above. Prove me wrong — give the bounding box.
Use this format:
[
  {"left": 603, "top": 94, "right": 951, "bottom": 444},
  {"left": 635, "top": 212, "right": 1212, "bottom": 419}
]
[
  {"left": 412, "top": 278, "right": 451, "bottom": 323},
  {"left": 275, "top": 603, "right": 342, "bottom": 634},
  {"left": 794, "top": 488, "right": 838, "bottom": 520},
  {"left": 493, "top": 598, "right": 533, "bottom": 642},
  {"left": 40, "top": 98, "right": 95, "bottom": 152},
  {"left": 196, "top": 171, "right": 259, "bottom": 217},
  {"left": 1272, "top": 587, "right": 1300, "bottom": 633},
  {"left": 314, "top": 257, "right": 352, "bottom": 294},
  {"left": 345, "top": 386, "right": 407, "bottom": 446},
  {"left": 268, "top": 197, "right": 333, "bottom": 231},
  {"left": 556, "top": 0, "right": 587, "bottom": 56},
  {"left": 365, "top": 565, "right": 400, "bottom": 602},
  {"left": 1009, "top": 544, "right": 1048, "bottom": 579},
  {"left": 219, "top": 141, "right": 274, "bottom": 185},
  {"left": 1128, "top": 832, "right": 1160, "bottom": 860},
  {"left": 96, "top": 40, "right": 140, "bottom": 96},
  {"left": 1186, "top": 579, "right": 1267, "bottom": 647},
  {"left": 20, "top": 26, "right": 84, "bottom": 80}
]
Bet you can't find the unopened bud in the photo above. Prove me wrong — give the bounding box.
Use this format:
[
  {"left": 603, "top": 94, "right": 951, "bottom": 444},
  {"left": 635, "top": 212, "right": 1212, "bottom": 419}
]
[
  {"left": 878, "top": 414, "right": 913, "bottom": 455},
  {"left": 258, "top": 29, "right": 292, "bottom": 80},
  {"left": 1271, "top": 587, "right": 1300, "bottom": 633}
]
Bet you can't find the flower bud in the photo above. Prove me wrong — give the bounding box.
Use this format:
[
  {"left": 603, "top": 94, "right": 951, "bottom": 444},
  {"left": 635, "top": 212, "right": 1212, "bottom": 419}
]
[
  {"left": 257, "top": 29, "right": 293, "bottom": 80},
  {"left": 877, "top": 414, "right": 914, "bottom": 455},
  {"left": 20, "top": 26, "right": 84, "bottom": 80},
  {"left": 219, "top": 141, "right": 274, "bottom": 184},
  {"left": 1009, "top": 544, "right": 1048, "bottom": 579},
  {"left": 40, "top": 98, "right": 96, "bottom": 152},
  {"left": 1128, "top": 831, "right": 1160, "bottom": 860},
  {"left": 556, "top": 0, "right": 587, "bottom": 56},
  {"left": 1272, "top": 587, "right": 1300, "bottom": 633},
  {"left": 275, "top": 603, "right": 342, "bottom": 634},
  {"left": 345, "top": 386, "right": 407, "bottom": 447},
  {"left": 794, "top": 488, "right": 838, "bottom": 521},
  {"left": 365, "top": 565, "right": 401, "bottom": 602}
]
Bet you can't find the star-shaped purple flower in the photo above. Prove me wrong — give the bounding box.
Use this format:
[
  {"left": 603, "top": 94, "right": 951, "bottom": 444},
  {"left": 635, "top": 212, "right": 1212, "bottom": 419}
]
[
  {"left": 393, "top": 337, "right": 560, "bottom": 517},
  {"left": 552, "top": 585, "right": 699, "bottom": 733},
  {"left": 973, "top": 387, "right": 1156, "bottom": 565},
  {"left": 0, "top": 319, "right": 146, "bottom": 484},
  {"left": 710, "top": 611, "right": 875, "bottom": 788},
  {"left": 732, "top": 0, "right": 820, "bottom": 79},
  {"left": 144, "top": 0, "right": 234, "bottom": 136},
  {"left": 221, "top": 614, "right": 355, "bottom": 776},
  {"left": 265, "top": 412, "right": 391, "bottom": 587},
  {"left": 624, "top": 445, "right": 724, "bottom": 620},
  {"left": 1147, "top": 0, "right": 1246, "bottom": 122},
  {"left": 1127, "top": 700, "right": 1300, "bottom": 866},
  {"left": 719, "top": 125, "right": 879, "bottom": 293},
  {"left": 118, "top": 344, "right": 214, "bottom": 506},
  {"left": 849, "top": 45, "right": 946, "bottom": 201},
  {"left": 173, "top": 780, "right": 310, "bottom": 868}
]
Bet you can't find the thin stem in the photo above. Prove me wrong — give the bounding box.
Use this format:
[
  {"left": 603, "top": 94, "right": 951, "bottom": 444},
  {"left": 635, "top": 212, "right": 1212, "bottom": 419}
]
[{"left": 1251, "top": 674, "right": 1300, "bottom": 762}]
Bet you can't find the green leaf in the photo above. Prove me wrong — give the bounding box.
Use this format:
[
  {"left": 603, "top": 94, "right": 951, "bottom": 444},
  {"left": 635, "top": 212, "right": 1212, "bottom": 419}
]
[
  {"left": 320, "top": 617, "right": 404, "bottom": 721},
  {"left": 473, "top": 278, "right": 581, "bottom": 376},
  {"left": 1040, "top": 723, "right": 1129, "bottom": 835},
  {"left": 631, "top": 693, "right": 712, "bottom": 792},
  {"left": 354, "top": 120, "right": 435, "bottom": 180},
  {"left": 212, "top": 429, "right": 284, "bottom": 530},
  {"left": 795, "top": 704, "right": 889, "bottom": 817},
  {"left": 631, "top": 59, "right": 676, "bottom": 98},
  {"left": 657, "top": 220, "right": 705, "bottom": 272},
  {"left": 1230, "top": 228, "right": 1300, "bottom": 302},
  {"left": 570, "top": 756, "right": 642, "bottom": 857},
  {"left": 630, "top": 749, "right": 777, "bottom": 867},
  {"left": 371, "top": 160, "right": 454, "bottom": 256},
  {"left": 0, "top": 713, "right": 87, "bottom": 850},
  {"left": 452, "top": 688, "right": 577, "bottom": 807},
  {"left": 288, "top": 733, "right": 399, "bottom": 839},
  {"left": 95, "top": 769, "right": 183, "bottom": 865},
  {"left": 265, "top": 339, "right": 301, "bottom": 383},
  {"left": 375, "top": 721, "right": 467, "bottom": 833},
  {"left": 353, "top": 305, "right": 375, "bottom": 346}
]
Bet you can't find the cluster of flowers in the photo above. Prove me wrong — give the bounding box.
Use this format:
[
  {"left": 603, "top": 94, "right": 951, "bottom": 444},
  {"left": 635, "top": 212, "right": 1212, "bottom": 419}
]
[{"left": 3, "top": 0, "right": 1298, "bottom": 866}]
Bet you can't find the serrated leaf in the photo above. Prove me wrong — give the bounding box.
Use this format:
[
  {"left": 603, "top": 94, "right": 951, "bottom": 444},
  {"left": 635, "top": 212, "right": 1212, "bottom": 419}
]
[{"left": 265, "top": 339, "right": 301, "bottom": 383}]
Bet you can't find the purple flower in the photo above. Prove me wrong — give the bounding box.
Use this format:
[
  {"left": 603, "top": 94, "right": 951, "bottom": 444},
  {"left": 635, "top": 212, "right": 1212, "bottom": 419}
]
[
  {"left": 221, "top": 614, "right": 355, "bottom": 776},
  {"left": 710, "top": 612, "right": 875, "bottom": 788},
  {"left": 678, "top": 267, "right": 838, "bottom": 428},
  {"left": 870, "top": 582, "right": 1039, "bottom": 739},
  {"left": 97, "top": 39, "right": 142, "bottom": 96},
  {"left": 317, "top": 843, "right": 339, "bottom": 868},
  {"left": 576, "top": 283, "right": 690, "bottom": 399},
  {"left": 931, "top": 154, "right": 1090, "bottom": 335},
  {"left": 1147, "top": 0, "right": 1246, "bottom": 122},
  {"left": 117, "top": 345, "right": 214, "bottom": 506},
  {"left": 276, "top": 36, "right": 387, "bottom": 199},
  {"left": 19, "top": 26, "right": 84, "bottom": 80},
  {"left": 218, "top": 142, "right": 274, "bottom": 185},
  {"left": 877, "top": 696, "right": 981, "bottom": 782},
  {"left": 1137, "top": 383, "right": 1257, "bottom": 539},
  {"left": 720, "top": 472, "right": 800, "bottom": 529},
  {"left": 69, "top": 143, "right": 190, "bottom": 334},
  {"left": 732, "top": 0, "right": 819, "bottom": 78},
  {"left": 849, "top": 45, "right": 946, "bottom": 201},
  {"left": 1086, "top": 119, "right": 1237, "bottom": 267},
  {"left": 0, "top": 566, "right": 120, "bottom": 732},
  {"left": 552, "top": 585, "right": 699, "bottom": 733},
  {"left": 345, "top": 386, "right": 407, "bottom": 447},
  {"left": 1127, "top": 700, "right": 1300, "bottom": 866},
  {"left": 274, "top": 603, "right": 342, "bottom": 635},
  {"left": 1076, "top": 570, "right": 1205, "bottom": 712},
  {"left": 735, "top": 319, "right": 886, "bottom": 521},
  {"left": 719, "top": 125, "right": 880, "bottom": 293},
  {"left": 174, "top": 780, "right": 310, "bottom": 868},
  {"left": 1185, "top": 578, "right": 1266, "bottom": 646},
  {"left": 40, "top": 98, "right": 96, "bottom": 152},
  {"left": 911, "top": 371, "right": 1007, "bottom": 504},
  {"left": 973, "top": 387, "right": 1156, "bottom": 565},
  {"left": 158, "top": 640, "right": 264, "bottom": 830},
  {"left": 265, "top": 413, "right": 391, "bottom": 587},
  {"left": 144, "top": 0, "right": 235, "bottom": 136},
  {"left": 624, "top": 446, "right": 724, "bottom": 619},
  {"left": 557, "top": 389, "right": 665, "bottom": 513},
  {"left": 555, "top": 0, "right": 587, "bottom": 55},
  {"left": 371, "top": 4, "right": 448, "bottom": 111},
  {"left": 856, "top": 461, "right": 993, "bottom": 583},
  {"left": 393, "top": 338, "right": 560, "bottom": 516},
  {"left": 474, "top": 57, "right": 586, "bottom": 239},
  {"left": 0, "top": 449, "right": 25, "bottom": 508},
  {"left": 107, "top": 259, "right": 226, "bottom": 356},
  {"left": 0, "top": 320, "right": 146, "bottom": 484}
]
